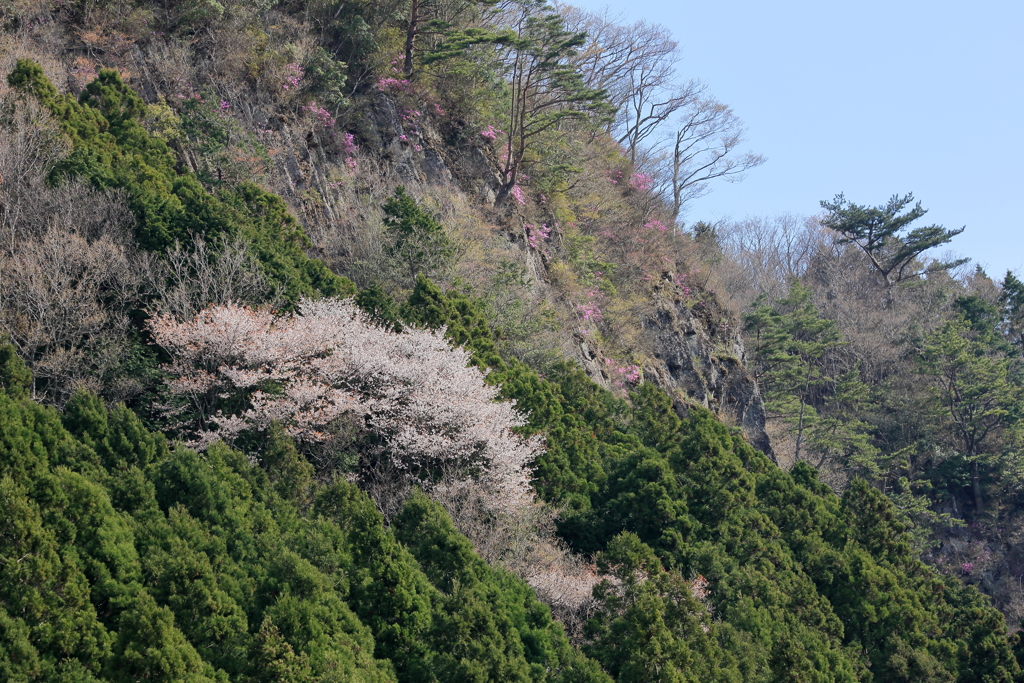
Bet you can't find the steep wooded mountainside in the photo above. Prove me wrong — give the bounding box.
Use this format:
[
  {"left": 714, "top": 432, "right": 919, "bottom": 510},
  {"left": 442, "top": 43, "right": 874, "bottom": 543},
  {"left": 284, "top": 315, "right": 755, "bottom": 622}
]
[{"left": 1, "top": 1, "right": 1023, "bottom": 681}]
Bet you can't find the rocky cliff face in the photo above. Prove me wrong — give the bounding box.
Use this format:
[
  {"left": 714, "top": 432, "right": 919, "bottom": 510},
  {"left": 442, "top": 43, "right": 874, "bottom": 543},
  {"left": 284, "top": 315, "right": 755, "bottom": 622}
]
[{"left": 640, "top": 274, "right": 771, "bottom": 457}]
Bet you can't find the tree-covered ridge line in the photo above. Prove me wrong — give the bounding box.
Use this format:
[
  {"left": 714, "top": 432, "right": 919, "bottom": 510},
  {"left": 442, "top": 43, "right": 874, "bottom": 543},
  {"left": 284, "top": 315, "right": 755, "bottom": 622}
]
[{"left": 727, "top": 200, "right": 1024, "bottom": 621}]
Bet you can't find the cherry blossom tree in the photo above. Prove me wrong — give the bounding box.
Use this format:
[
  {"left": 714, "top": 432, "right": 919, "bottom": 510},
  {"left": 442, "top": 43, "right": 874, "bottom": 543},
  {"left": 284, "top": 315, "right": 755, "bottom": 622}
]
[{"left": 148, "top": 299, "right": 541, "bottom": 512}]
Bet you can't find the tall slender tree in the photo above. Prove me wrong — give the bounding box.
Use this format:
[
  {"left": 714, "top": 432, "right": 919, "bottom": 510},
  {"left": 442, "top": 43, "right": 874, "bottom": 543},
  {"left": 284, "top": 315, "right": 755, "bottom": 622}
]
[
  {"left": 745, "top": 281, "right": 877, "bottom": 472},
  {"left": 918, "top": 317, "right": 1023, "bottom": 515}
]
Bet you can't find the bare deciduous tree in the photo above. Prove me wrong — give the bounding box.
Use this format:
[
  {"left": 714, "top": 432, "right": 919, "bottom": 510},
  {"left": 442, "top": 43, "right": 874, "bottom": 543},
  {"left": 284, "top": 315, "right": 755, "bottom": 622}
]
[
  {"left": 561, "top": 5, "right": 702, "bottom": 164},
  {"left": 151, "top": 234, "right": 278, "bottom": 318},
  {"left": 557, "top": 7, "right": 764, "bottom": 217},
  {"left": 0, "top": 93, "right": 71, "bottom": 249},
  {"left": 669, "top": 97, "right": 765, "bottom": 218},
  {"left": 715, "top": 214, "right": 824, "bottom": 309},
  {"left": 0, "top": 225, "right": 146, "bottom": 404}
]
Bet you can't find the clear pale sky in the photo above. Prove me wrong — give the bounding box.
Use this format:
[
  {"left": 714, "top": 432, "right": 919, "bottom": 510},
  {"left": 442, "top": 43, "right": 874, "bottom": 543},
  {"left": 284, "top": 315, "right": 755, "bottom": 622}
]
[{"left": 567, "top": 0, "right": 1024, "bottom": 279}]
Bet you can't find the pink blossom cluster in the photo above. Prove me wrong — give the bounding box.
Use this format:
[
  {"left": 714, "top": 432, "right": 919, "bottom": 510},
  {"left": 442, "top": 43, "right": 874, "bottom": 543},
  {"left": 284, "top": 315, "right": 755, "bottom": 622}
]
[
  {"left": 303, "top": 101, "right": 334, "bottom": 129},
  {"left": 525, "top": 223, "right": 551, "bottom": 251},
  {"left": 342, "top": 132, "right": 358, "bottom": 169},
  {"left": 608, "top": 170, "right": 624, "bottom": 185},
  {"left": 962, "top": 562, "right": 974, "bottom": 575},
  {"left": 629, "top": 173, "right": 653, "bottom": 191},
  {"left": 510, "top": 184, "right": 526, "bottom": 205},
  {"left": 480, "top": 125, "right": 502, "bottom": 141},
  {"left": 604, "top": 358, "right": 641, "bottom": 387},
  {"left": 149, "top": 300, "right": 540, "bottom": 513},
  {"left": 674, "top": 271, "right": 694, "bottom": 297},
  {"left": 578, "top": 305, "right": 601, "bottom": 324},
  {"left": 376, "top": 77, "right": 413, "bottom": 93},
  {"left": 578, "top": 290, "right": 603, "bottom": 323},
  {"left": 396, "top": 109, "right": 424, "bottom": 151},
  {"left": 397, "top": 135, "right": 423, "bottom": 152},
  {"left": 283, "top": 62, "right": 304, "bottom": 90},
  {"left": 645, "top": 219, "right": 668, "bottom": 233}
]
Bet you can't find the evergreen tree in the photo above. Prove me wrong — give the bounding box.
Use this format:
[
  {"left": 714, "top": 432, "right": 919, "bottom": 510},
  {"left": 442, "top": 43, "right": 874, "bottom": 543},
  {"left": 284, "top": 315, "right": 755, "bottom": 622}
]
[
  {"left": 745, "top": 281, "right": 879, "bottom": 473},
  {"left": 1000, "top": 270, "right": 1024, "bottom": 353},
  {"left": 918, "top": 317, "right": 1024, "bottom": 515},
  {"left": 383, "top": 187, "right": 456, "bottom": 286},
  {"left": 819, "top": 193, "right": 968, "bottom": 291}
]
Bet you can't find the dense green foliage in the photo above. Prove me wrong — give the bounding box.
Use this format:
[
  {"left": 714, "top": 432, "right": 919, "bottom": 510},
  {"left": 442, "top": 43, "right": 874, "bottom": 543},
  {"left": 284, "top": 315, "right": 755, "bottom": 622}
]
[
  {"left": 0, "top": 349, "right": 603, "bottom": 682},
  {"left": 745, "top": 282, "right": 879, "bottom": 475},
  {"left": 382, "top": 187, "right": 457, "bottom": 285},
  {"left": 392, "top": 281, "right": 1024, "bottom": 683}
]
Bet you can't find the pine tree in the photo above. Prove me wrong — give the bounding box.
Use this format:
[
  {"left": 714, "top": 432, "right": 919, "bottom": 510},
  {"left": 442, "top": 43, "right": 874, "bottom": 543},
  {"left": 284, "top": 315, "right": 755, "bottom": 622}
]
[
  {"left": 383, "top": 187, "right": 456, "bottom": 286},
  {"left": 918, "top": 317, "right": 1024, "bottom": 515},
  {"left": 819, "top": 193, "right": 967, "bottom": 292},
  {"left": 744, "top": 281, "right": 879, "bottom": 472},
  {"left": 1000, "top": 270, "right": 1024, "bottom": 353}
]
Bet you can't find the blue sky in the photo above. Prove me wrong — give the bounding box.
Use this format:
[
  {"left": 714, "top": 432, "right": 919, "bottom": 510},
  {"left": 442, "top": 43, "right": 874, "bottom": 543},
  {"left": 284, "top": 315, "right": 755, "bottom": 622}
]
[{"left": 567, "top": 0, "right": 1024, "bottom": 280}]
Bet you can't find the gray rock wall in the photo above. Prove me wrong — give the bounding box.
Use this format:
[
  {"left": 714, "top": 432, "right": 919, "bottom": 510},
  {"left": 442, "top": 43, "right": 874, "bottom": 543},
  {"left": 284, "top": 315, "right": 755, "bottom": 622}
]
[{"left": 638, "top": 275, "right": 773, "bottom": 457}]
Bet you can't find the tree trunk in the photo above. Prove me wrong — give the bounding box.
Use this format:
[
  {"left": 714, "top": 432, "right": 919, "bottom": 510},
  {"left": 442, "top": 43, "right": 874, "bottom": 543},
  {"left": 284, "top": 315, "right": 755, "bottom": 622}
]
[
  {"left": 671, "top": 131, "right": 682, "bottom": 219},
  {"left": 404, "top": 0, "right": 419, "bottom": 77},
  {"left": 971, "top": 458, "right": 984, "bottom": 515},
  {"left": 794, "top": 369, "right": 812, "bottom": 463}
]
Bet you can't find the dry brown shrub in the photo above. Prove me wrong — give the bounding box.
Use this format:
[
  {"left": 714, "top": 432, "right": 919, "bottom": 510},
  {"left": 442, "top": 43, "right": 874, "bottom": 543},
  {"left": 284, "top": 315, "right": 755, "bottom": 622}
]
[
  {"left": 143, "top": 36, "right": 197, "bottom": 97},
  {"left": 0, "top": 0, "right": 54, "bottom": 24},
  {"left": 0, "top": 30, "right": 69, "bottom": 94},
  {"left": 430, "top": 481, "right": 602, "bottom": 642}
]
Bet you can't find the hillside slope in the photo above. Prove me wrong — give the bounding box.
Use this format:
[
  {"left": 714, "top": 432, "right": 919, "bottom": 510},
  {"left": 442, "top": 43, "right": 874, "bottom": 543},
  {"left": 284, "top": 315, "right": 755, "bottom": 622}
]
[{"left": 0, "top": 2, "right": 1021, "bottom": 681}]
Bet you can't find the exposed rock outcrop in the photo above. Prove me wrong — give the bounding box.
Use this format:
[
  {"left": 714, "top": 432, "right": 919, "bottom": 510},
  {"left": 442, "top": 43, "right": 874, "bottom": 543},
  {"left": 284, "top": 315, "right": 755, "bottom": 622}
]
[
  {"left": 640, "top": 275, "right": 772, "bottom": 457},
  {"left": 356, "top": 96, "right": 775, "bottom": 457}
]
